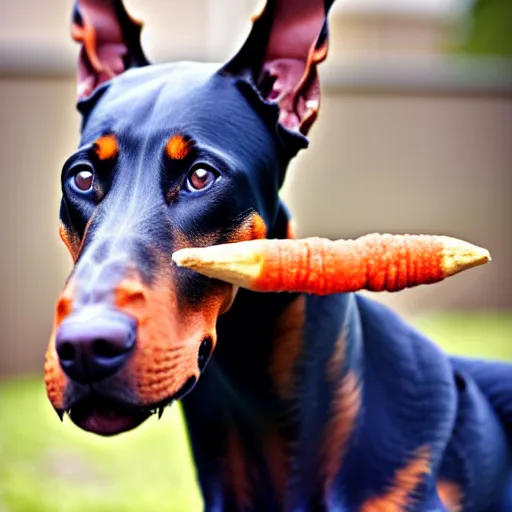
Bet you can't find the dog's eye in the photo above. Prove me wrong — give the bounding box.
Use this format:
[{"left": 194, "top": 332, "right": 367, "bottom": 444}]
[
  {"left": 186, "top": 167, "right": 217, "bottom": 192},
  {"left": 69, "top": 164, "right": 94, "bottom": 193},
  {"left": 75, "top": 170, "right": 93, "bottom": 191}
]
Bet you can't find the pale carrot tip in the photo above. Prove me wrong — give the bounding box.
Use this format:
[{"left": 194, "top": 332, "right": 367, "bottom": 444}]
[
  {"left": 172, "top": 243, "right": 263, "bottom": 288},
  {"left": 441, "top": 237, "right": 491, "bottom": 277},
  {"left": 171, "top": 247, "right": 202, "bottom": 269}
]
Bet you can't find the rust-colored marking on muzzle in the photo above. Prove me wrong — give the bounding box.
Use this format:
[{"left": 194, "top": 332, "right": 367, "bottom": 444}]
[
  {"left": 44, "top": 283, "right": 74, "bottom": 410},
  {"left": 113, "top": 268, "right": 231, "bottom": 406},
  {"left": 172, "top": 212, "right": 267, "bottom": 254},
  {"left": 228, "top": 212, "right": 267, "bottom": 243}
]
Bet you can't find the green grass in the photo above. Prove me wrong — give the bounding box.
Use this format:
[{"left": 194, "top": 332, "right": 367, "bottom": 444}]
[
  {"left": 414, "top": 312, "right": 512, "bottom": 361},
  {"left": 0, "top": 380, "right": 201, "bottom": 512},
  {"left": 0, "top": 313, "right": 510, "bottom": 512}
]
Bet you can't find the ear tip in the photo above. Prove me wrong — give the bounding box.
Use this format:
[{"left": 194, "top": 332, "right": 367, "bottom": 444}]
[
  {"left": 71, "top": 0, "right": 150, "bottom": 105},
  {"left": 221, "top": 0, "right": 331, "bottom": 150},
  {"left": 72, "top": 1, "right": 82, "bottom": 24}
]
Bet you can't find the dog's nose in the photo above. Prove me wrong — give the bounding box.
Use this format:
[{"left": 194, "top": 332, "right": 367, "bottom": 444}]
[{"left": 55, "top": 309, "right": 136, "bottom": 384}]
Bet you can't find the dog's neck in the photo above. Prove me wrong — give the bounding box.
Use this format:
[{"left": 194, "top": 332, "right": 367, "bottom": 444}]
[{"left": 181, "top": 207, "right": 364, "bottom": 508}]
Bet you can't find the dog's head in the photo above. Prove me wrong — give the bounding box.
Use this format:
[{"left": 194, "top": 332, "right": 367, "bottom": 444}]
[{"left": 45, "top": 0, "right": 334, "bottom": 436}]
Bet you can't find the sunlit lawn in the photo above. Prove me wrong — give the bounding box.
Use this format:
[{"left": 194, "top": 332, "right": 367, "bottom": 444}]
[
  {"left": 414, "top": 312, "right": 512, "bottom": 361},
  {"left": 0, "top": 384, "right": 202, "bottom": 512},
  {"left": 0, "top": 313, "right": 510, "bottom": 512}
]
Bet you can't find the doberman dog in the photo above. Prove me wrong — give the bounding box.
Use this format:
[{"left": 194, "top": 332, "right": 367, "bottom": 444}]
[{"left": 44, "top": 1, "right": 512, "bottom": 510}]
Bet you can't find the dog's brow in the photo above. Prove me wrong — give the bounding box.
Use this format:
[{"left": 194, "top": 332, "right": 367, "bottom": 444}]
[
  {"left": 94, "top": 134, "right": 118, "bottom": 161},
  {"left": 166, "top": 134, "right": 193, "bottom": 160}
]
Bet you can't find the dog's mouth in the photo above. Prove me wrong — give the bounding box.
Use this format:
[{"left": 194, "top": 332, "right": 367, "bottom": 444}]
[
  {"left": 67, "top": 395, "right": 156, "bottom": 436},
  {"left": 63, "top": 376, "right": 198, "bottom": 436}
]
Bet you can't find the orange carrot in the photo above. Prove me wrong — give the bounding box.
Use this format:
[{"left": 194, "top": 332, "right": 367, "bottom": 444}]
[{"left": 172, "top": 234, "right": 490, "bottom": 295}]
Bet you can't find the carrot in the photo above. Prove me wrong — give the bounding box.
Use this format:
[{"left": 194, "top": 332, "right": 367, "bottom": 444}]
[{"left": 172, "top": 234, "right": 490, "bottom": 295}]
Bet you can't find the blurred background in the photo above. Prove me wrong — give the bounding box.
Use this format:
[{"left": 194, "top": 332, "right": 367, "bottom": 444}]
[{"left": 0, "top": 0, "right": 511, "bottom": 510}]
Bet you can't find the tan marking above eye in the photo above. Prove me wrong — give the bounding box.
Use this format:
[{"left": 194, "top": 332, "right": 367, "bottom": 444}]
[
  {"left": 94, "top": 134, "right": 118, "bottom": 161},
  {"left": 166, "top": 134, "right": 192, "bottom": 160}
]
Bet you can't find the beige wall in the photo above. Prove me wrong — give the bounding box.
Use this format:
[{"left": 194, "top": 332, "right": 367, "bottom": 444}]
[{"left": 0, "top": 79, "right": 77, "bottom": 377}]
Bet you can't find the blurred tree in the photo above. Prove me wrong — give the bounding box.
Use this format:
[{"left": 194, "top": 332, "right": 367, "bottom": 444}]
[{"left": 455, "top": 0, "right": 512, "bottom": 55}]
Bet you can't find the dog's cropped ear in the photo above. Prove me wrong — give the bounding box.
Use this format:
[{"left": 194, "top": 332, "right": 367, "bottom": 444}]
[
  {"left": 71, "top": 0, "right": 149, "bottom": 101},
  {"left": 222, "top": 0, "right": 335, "bottom": 135}
]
